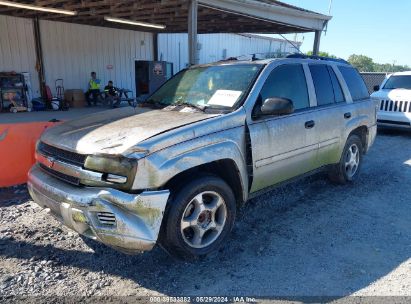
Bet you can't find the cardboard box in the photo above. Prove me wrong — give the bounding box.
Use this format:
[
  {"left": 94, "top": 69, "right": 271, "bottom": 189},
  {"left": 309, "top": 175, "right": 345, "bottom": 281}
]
[{"left": 64, "top": 89, "right": 86, "bottom": 108}]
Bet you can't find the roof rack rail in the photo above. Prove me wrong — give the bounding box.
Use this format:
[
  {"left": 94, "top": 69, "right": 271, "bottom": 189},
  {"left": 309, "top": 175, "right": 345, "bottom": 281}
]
[
  {"left": 219, "top": 54, "right": 259, "bottom": 62},
  {"left": 219, "top": 57, "right": 239, "bottom": 62},
  {"left": 286, "top": 53, "right": 349, "bottom": 64}
]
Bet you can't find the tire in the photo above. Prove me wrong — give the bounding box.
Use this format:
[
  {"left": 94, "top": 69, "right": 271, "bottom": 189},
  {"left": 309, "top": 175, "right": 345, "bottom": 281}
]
[
  {"left": 160, "top": 174, "right": 236, "bottom": 260},
  {"left": 328, "top": 134, "right": 363, "bottom": 184}
]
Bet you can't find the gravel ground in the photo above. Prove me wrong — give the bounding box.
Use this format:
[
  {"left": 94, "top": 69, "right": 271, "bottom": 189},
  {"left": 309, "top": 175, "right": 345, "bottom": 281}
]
[{"left": 0, "top": 129, "right": 411, "bottom": 302}]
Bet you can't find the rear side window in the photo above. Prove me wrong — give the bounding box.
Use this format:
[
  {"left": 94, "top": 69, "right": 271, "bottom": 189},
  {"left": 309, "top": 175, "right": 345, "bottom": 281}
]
[
  {"left": 309, "top": 64, "right": 335, "bottom": 106},
  {"left": 338, "top": 66, "right": 369, "bottom": 101},
  {"left": 259, "top": 64, "right": 309, "bottom": 110},
  {"left": 328, "top": 66, "right": 345, "bottom": 103}
]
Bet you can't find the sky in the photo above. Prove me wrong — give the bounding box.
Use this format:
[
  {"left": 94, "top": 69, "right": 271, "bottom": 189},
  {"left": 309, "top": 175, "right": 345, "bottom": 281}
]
[{"left": 269, "top": 0, "right": 411, "bottom": 66}]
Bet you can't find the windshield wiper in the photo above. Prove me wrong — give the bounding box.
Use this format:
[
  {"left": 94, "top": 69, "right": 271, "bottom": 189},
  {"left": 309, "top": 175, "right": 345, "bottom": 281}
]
[{"left": 176, "top": 102, "right": 207, "bottom": 112}]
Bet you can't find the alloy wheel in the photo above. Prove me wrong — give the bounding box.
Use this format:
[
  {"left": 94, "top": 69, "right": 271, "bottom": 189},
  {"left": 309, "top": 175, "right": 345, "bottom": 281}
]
[
  {"left": 180, "top": 191, "right": 227, "bottom": 249},
  {"left": 345, "top": 143, "right": 360, "bottom": 178}
]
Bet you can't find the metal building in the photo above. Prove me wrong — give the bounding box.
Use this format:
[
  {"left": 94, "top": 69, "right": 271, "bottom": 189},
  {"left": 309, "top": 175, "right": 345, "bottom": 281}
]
[
  {"left": 0, "top": 0, "right": 331, "bottom": 187},
  {"left": 0, "top": 0, "right": 331, "bottom": 98},
  {"left": 158, "top": 33, "right": 302, "bottom": 72},
  {"left": 0, "top": 14, "right": 302, "bottom": 97}
]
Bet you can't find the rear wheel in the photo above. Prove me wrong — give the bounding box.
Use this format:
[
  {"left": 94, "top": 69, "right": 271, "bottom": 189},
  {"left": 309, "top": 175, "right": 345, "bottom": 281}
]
[
  {"left": 160, "top": 175, "right": 236, "bottom": 260},
  {"left": 328, "top": 134, "right": 363, "bottom": 184}
]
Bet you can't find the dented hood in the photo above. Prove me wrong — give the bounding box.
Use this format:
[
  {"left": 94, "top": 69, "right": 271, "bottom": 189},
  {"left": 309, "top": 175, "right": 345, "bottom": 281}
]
[{"left": 41, "top": 107, "right": 218, "bottom": 155}]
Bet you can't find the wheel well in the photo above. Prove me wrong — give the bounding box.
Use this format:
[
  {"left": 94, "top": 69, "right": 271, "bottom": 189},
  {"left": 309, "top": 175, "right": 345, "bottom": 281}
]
[
  {"left": 349, "top": 126, "right": 368, "bottom": 152},
  {"left": 164, "top": 159, "right": 244, "bottom": 207}
]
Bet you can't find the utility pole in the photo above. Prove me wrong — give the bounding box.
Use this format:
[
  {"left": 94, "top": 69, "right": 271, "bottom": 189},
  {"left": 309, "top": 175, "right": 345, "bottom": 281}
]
[{"left": 328, "top": 0, "right": 333, "bottom": 15}]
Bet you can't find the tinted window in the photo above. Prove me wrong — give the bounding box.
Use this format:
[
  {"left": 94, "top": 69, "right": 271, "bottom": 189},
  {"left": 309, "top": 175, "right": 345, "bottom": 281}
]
[
  {"left": 328, "top": 66, "right": 345, "bottom": 103},
  {"left": 309, "top": 64, "right": 334, "bottom": 106},
  {"left": 338, "top": 66, "right": 369, "bottom": 101},
  {"left": 259, "top": 64, "right": 309, "bottom": 110}
]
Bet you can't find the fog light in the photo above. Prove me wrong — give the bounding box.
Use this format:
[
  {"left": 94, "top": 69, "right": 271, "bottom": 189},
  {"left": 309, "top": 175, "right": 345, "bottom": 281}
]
[{"left": 72, "top": 210, "right": 87, "bottom": 223}]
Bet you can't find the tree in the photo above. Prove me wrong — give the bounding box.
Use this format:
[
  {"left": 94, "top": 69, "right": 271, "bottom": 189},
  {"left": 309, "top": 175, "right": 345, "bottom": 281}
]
[
  {"left": 348, "top": 54, "right": 410, "bottom": 72},
  {"left": 347, "top": 54, "right": 375, "bottom": 72},
  {"left": 306, "top": 51, "right": 337, "bottom": 58},
  {"left": 374, "top": 62, "right": 410, "bottom": 73},
  {"left": 304, "top": 51, "right": 410, "bottom": 73}
]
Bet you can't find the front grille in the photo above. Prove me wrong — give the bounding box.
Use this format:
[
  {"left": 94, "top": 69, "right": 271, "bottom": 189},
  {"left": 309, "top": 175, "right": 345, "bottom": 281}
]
[
  {"left": 97, "top": 212, "right": 116, "bottom": 226},
  {"left": 377, "top": 119, "right": 411, "bottom": 126},
  {"left": 379, "top": 100, "right": 411, "bottom": 112},
  {"left": 38, "top": 142, "right": 87, "bottom": 166},
  {"left": 39, "top": 163, "right": 80, "bottom": 186}
]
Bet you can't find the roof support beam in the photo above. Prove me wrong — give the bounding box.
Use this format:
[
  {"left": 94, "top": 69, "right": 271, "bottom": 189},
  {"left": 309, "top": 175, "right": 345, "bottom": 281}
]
[
  {"left": 313, "top": 29, "right": 321, "bottom": 55},
  {"left": 33, "top": 16, "right": 45, "bottom": 98},
  {"left": 153, "top": 32, "right": 159, "bottom": 61},
  {"left": 198, "top": 0, "right": 331, "bottom": 32},
  {"left": 188, "top": 0, "right": 198, "bottom": 66}
]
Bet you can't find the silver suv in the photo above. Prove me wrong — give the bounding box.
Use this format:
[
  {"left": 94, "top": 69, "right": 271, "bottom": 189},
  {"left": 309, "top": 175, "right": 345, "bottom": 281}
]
[{"left": 28, "top": 55, "right": 377, "bottom": 259}]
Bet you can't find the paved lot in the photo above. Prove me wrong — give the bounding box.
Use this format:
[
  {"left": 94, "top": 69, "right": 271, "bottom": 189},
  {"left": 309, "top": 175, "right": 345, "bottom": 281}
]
[{"left": 0, "top": 129, "right": 410, "bottom": 301}]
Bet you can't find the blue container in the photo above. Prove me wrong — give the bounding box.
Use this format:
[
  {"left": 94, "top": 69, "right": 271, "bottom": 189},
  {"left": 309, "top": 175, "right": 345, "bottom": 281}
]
[{"left": 31, "top": 98, "right": 46, "bottom": 111}]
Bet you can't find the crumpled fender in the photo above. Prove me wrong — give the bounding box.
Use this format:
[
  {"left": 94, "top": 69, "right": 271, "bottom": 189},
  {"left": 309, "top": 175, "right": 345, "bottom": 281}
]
[{"left": 134, "top": 139, "right": 249, "bottom": 202}]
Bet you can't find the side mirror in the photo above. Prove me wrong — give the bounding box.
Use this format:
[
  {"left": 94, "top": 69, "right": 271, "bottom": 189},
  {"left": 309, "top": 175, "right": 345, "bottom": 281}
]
[
  {"left": 261, "top": 97, "right": 294, "bottom": 115},
  {"left": 373, "top": 85, "right": 380, "bottom": 92}
]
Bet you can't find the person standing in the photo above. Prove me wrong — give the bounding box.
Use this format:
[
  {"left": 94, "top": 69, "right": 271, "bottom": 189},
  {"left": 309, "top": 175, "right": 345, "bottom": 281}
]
[{"left": 85, "top": 72, "right": 101, "bottom": 106}]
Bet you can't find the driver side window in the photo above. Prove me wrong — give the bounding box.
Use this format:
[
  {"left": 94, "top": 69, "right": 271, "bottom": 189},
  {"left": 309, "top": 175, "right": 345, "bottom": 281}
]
[{"left": 258, "top": 64, "right": 309, "bottom": 112}]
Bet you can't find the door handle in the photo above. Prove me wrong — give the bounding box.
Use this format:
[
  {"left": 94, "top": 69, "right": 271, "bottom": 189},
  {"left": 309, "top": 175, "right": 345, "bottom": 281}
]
[
  {"left": 344, "top": 112, "right": 352, "bottom": 119},
  {"left": 305, "top": 120, "right": 315, "bottom": 129}
]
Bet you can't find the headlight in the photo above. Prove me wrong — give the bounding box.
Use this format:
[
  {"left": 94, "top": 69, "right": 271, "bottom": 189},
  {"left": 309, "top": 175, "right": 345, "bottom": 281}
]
[{"left": 84, "top": 155, "right": 137, "bottom": 188}]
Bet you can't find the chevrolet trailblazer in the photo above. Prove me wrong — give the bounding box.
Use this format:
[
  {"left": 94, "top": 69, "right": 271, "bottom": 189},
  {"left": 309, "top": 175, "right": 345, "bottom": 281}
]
[{"left": 28, "top": 55, "right": 377, "bottom": 259}]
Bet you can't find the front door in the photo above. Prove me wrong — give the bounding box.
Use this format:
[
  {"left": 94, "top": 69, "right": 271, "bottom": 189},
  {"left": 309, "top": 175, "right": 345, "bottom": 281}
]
[{"left": 248, "top": 64, "right": 319, "bottom": 193}]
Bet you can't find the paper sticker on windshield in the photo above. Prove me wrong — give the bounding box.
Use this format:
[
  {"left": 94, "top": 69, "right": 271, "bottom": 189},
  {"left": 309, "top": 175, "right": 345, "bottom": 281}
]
[{"left": 208, "top": 90, "right": 242, "bottom": 107}]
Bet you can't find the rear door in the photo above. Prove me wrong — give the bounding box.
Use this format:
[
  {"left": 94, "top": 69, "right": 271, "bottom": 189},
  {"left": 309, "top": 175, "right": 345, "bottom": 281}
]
[
  {"left": 308, "top": 63, "right": 349, "bottom": 166},
  {"left": 247, "top": 63, "right": 320, "bottom": 192}
]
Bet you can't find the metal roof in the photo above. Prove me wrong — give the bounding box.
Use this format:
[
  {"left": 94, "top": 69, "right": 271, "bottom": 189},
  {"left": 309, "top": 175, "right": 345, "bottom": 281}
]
[{"left": 0, "top": 0, "right": 331, "bottom": 33}]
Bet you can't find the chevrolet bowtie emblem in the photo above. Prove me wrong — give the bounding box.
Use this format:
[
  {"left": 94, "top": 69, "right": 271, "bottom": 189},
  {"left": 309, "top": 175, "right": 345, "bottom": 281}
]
[{"left": 45, "top": 156, "right": 55, "bottom": 168}]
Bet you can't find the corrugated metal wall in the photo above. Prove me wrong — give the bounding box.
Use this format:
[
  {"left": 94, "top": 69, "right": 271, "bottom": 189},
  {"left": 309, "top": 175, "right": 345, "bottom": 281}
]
[
  {"left": 0, "top": 15, "right": 39, "bottom": 97},
  {"left": 40, "top": 20, "right": 153, "bottom": 95},
  {"left": 0, "top": 15, "right": 153, "bottom": 98},
  {"left": 158, "top": 33, "right": 300, "bottom": 72},
  {"left": 1, "top": 15, "right": 300, "bottom": 99}
]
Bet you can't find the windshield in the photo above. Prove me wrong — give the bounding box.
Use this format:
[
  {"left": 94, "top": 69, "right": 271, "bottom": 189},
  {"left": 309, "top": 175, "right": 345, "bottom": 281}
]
[
  {"left": 146, "top": 64, "right": 262, "bottom": 110},
  {"left": 383, "top": 75, "right": 411, "bottom": 90}
]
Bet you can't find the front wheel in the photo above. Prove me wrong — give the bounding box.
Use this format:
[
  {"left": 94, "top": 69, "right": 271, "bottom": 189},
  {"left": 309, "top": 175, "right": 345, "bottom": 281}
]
[
  {"left": 328, "top": 134, "right": 363, "bottom": 184},
  {"left": 160, "top": 175, "right": 236, "bottom": 260}
]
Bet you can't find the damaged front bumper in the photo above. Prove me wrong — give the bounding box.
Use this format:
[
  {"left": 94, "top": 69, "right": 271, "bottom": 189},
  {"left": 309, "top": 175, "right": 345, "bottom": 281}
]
[{"left": 27, "top": 165, "right": 170, "bottom": 253}]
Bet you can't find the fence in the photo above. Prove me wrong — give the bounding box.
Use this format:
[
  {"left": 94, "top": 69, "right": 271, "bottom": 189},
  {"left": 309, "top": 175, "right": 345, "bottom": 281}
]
[{"left": 360, "top": 72, "right": 388, "bottom": 94}]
